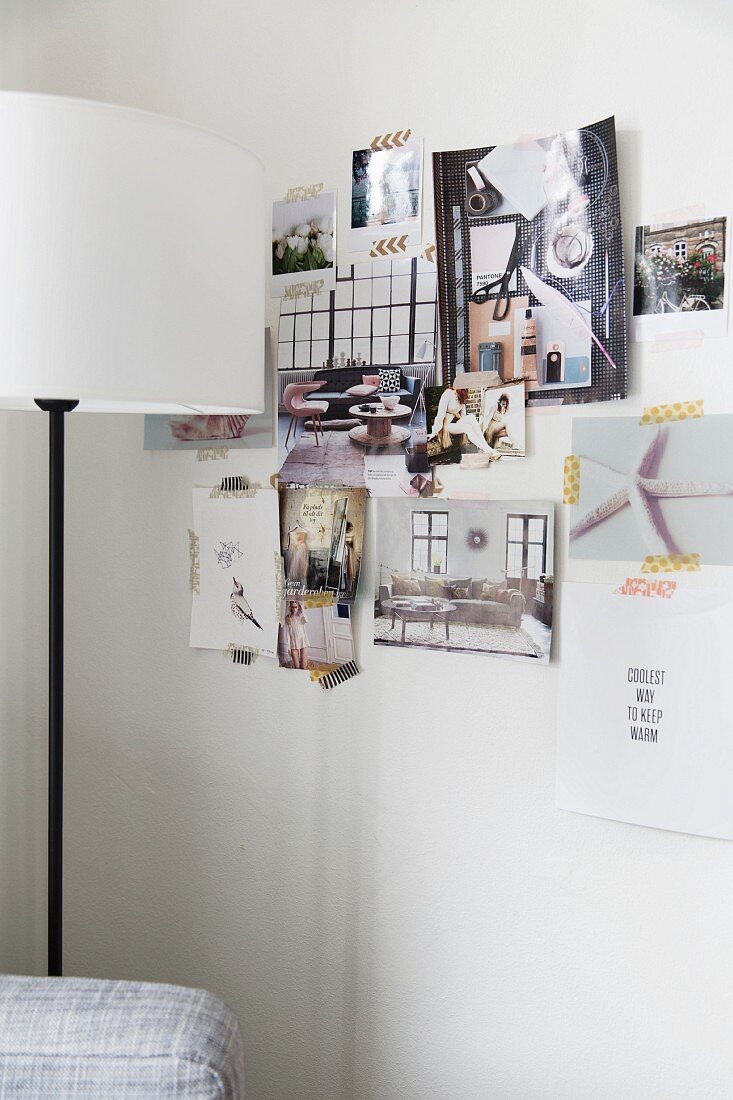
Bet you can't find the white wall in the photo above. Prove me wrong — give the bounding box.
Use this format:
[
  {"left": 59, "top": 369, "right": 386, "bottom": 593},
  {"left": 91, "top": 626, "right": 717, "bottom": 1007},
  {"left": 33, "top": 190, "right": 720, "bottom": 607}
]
[{"left": 1, "top": 2, "right": 733, "bottom": 1098}]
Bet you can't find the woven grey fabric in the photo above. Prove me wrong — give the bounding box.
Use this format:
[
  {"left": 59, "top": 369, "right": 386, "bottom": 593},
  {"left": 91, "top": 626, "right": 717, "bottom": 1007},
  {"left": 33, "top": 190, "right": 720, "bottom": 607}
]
[{"left": 0, "top": 975, "right": 245, "bottom": 1098}]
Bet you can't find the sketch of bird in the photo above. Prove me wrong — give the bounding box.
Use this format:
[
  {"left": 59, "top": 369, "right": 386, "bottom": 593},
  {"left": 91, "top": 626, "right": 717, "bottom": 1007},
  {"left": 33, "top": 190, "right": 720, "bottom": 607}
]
[{"left": 230, "top": 578, "right": 262, "bottom": 630}]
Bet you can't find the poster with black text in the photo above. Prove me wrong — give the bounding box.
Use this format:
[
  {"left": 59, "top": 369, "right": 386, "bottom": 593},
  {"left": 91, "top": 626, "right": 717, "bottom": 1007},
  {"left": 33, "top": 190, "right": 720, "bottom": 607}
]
[{"left": 556, "top": 582, "right": 733, "bottom": 840}]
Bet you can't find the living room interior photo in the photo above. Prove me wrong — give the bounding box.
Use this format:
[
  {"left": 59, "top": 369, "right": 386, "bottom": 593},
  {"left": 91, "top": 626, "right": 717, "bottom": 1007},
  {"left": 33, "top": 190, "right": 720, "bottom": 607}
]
[
  {"left": 0, "top": 3, "right": 730, "bottom": 1100},
  {"left": 374, "top": 499, "right": 553, "bottom": 661},
  {"left": 276, "top": 259, "right": 437, "bottom": 490}
]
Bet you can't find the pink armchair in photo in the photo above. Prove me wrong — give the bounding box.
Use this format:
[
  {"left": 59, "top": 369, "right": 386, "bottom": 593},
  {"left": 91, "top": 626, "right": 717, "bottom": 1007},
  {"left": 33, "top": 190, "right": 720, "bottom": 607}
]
[{"left": 283, "top": 381, "right": 329, "bottom": 447}]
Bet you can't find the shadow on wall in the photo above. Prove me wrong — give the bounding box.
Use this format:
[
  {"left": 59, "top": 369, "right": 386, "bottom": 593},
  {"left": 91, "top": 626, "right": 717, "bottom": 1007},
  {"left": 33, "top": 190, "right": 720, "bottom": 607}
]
[
  {"left": 0, "top": 410, "right": 52, "bottom": 975},
  {"left": 59, "top": 661, "right": 382, "bottom": 1098}
]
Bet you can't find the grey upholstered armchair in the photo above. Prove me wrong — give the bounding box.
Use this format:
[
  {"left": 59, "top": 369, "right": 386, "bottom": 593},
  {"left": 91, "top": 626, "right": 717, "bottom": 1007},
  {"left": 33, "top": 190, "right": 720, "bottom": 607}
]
[{"left": 0, "top": 974, "right": 245, "bottom": 1097}]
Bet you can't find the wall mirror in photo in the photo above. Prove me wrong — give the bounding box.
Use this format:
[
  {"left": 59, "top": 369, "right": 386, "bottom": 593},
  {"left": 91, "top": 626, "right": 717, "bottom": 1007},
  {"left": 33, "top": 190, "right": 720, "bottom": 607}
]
[
  {"left": 275, "top": 257, "right": 439, "bottom": 496},
  {"left": 374, "top": 497, "right": 554, "bottom": 663},
  {"left": 632, "top": 216, "right": 728, "bottom": 341},
  {"left": 433, "top": 117, "right": 627, "bottom": 407},
  {"left": 349, "top": 134, "right": 424, "bottom": 252},
  {"left": 144, "top": 332, "right": 275, "bottom": 451},
  {"left": 568, "top": 414, "right": 733, "bottom": 565},
  {"left": 271, "top": 189, "right": 337, "bottom": 298},
  {"left": 279, "top": 485, "right": 366, "bottom": 602}
]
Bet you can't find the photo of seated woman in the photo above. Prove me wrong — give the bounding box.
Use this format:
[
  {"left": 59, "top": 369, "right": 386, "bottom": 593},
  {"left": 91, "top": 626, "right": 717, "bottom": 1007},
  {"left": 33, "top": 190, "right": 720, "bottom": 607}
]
[{"left": 426, "top": 381, "right": 525, "bottom": 464}]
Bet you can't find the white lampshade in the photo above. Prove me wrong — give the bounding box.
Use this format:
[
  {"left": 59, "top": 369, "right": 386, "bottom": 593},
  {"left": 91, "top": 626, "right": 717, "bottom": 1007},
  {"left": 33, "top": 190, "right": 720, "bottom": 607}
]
[{"left": 0, "top": 92, "right": 265, "bottom": 413}]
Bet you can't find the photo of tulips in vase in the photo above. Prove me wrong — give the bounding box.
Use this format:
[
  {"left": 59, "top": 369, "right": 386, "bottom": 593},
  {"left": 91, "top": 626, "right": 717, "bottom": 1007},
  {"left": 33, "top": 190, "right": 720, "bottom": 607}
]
[{"left": 271, "top": 189, "right": 337, "bottom": 297}]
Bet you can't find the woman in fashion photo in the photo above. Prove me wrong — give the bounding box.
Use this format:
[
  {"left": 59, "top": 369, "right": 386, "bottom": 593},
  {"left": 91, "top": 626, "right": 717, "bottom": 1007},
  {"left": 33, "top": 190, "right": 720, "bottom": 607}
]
[
  {"left": 481, "top": 391, "right": 514, "bottom": 450},
  {"left": 286, "top": 527, "right": 310, "bottom": 587},
  {"left": 285, "top": 600, "right": 309, "bottom": 669},
  {"left": 428, "top": 384, "right": 494, "bottom": 454}
]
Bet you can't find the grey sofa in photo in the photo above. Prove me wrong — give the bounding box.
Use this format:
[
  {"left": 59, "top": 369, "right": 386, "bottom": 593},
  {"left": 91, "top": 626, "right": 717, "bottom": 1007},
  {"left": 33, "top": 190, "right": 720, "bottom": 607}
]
[
  {"left": 0, "top": 974, "right": 244, "bottom": 1098},
  {"left": 378, "top": 574, "right": 525, "bottom": 629},
  {"left": 311, "top": 366, "right": 423, "bottom": 420}
]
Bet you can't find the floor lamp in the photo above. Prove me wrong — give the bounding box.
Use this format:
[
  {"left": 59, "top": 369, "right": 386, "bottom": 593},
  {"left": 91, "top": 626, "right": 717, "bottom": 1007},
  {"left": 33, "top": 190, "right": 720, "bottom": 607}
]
[{"left": 0, "top": 93, "right": 265, "bottom": 977}]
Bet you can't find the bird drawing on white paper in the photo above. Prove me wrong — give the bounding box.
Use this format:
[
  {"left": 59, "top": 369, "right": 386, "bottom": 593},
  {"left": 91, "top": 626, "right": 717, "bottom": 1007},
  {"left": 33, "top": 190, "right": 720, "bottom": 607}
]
[
  {"left": 570, "top": 424, "right": 733, "bottom": 555},
  {"left": 230, "top": 578, "right": 262, "bottom": 630}
]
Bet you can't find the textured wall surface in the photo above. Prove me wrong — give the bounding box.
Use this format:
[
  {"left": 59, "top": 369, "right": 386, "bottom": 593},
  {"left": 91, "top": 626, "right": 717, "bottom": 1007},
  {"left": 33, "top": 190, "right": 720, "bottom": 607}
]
[{"left": 1, "top": 2, "right": 732, "bottom": 1098}]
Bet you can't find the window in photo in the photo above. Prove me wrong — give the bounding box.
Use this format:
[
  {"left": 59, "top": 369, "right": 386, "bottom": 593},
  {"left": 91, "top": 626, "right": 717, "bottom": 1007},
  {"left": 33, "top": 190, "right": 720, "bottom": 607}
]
[{"left": 411, "top": 510, "right": 448, "bottom": 573}]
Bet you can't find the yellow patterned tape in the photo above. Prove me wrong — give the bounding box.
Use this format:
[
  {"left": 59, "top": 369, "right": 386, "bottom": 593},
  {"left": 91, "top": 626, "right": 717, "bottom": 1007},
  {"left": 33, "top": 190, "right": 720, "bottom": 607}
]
[
  {"left": 639, "top": 400, "right": 703, "bottom": 425},
  {"left": 303, "top": 593, "right": 335, "bottom": 608},
  {"left": 641, "top": 553, "right": 700, "bottom": 574},
  {"left": 563, "top": 455, "right": 580, "bottom": 504},
  {"left": 309, "top": 663, "right": 341, "bottom": 682}
]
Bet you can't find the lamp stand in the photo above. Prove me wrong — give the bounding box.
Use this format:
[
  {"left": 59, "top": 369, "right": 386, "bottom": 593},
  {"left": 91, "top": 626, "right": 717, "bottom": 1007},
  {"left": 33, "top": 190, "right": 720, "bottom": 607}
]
[{"left": 34, "top": 398, "right": 79, "bottom": 977}]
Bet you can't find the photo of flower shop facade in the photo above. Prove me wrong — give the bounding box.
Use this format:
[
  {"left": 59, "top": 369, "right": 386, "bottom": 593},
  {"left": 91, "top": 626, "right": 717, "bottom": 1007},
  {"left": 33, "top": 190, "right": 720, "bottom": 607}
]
[{"left": 641, "top": 217, "right": 726, "bottom": 270}]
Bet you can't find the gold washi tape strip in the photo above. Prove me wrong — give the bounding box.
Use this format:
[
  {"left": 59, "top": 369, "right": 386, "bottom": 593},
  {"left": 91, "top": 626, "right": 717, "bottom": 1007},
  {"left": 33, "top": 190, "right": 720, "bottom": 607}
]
[
  {"left": 639, "top": 400, "right": 703, "bottom": 425},
  {"left": 225, "top": 644, "right": 258, "bottom": 665},
  {"left": 209, "top": 482, "right": 261, "bottom": 498},
  {"left": 283, "top": 183, "right": 324, "bottom": 203},
  {"left": 188, "top": 530, "right": 200, "bottom": 594},
  {"left": 421, "top": 244, "right": 436, "bottom": 264},
  {"left": 310, "top": 660, "right": 360, "bottom": 689},
  {"left": 369, "top": 129, "right": 411, "bottom": 151},
  {"left": 283, "top": 279, "right": 325, "bottom": 301},
  {"left": 616, "top": 577, "right": 677, "bottom": 599},
  {"left": 196, "top": 446, "right": 229, "bottom": 462},
  {"left": 274, "top": 552, "right": 285, "bottom": 619},
  {"left": 641, "top": 553, "right": 700, "bottom": 574},
  {"left": 563, "top": 455, "right": 580, "bottom": 504},
  {"left": 303, "top": 593, "right": 335, "bottom": 608},
  {"left": 369, "top": 235, "right": 409, "bottom": 259}
]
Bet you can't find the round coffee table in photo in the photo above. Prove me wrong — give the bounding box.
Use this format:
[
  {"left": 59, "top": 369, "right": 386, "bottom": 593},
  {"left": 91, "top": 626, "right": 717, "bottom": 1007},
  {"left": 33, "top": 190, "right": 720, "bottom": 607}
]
[
  {"left": 348, "top": 402, "right": 412, "bottom": 447},
  {"left": 381, "top": 596, "right": 457, "bottom": 644}
]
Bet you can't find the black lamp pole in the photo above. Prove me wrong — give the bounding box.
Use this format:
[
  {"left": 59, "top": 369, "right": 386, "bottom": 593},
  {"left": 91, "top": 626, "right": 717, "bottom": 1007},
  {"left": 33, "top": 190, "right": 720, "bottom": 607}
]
[{"left": 35, "top": 398, "right": 78, "bottom": 978}]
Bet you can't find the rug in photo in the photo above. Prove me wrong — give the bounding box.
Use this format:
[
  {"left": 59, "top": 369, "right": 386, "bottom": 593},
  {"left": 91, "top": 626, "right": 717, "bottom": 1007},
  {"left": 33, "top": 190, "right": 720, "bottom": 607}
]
[
  {"left": 373, "top": 496, "right": 553, "bottom": 663},
  {"left": 278, "top": 596, "right": 354, "bottom": 672},
  {"left": 632, "top": 216, "right": 728, "bottom": 341},
  {"left": 279, "top": 484, "right": 366, "bottom": 603}
]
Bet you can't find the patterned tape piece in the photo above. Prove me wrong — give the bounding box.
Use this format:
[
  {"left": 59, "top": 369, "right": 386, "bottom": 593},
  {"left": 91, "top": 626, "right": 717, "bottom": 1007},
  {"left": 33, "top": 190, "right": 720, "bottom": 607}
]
[
  {"left": 226, "top": 644, "right": 258, "bottom": 666},
  {"left": 563, "top": 455, "right": 580, "bottom": 504},
  {"left": 639, "top": 400, "right": 703, "bottom": 425},
  {"left": 209, "top": 480, "right": 261, "bottom": 498},
  {"left": 370, "top": 235, "right": 409, "bottom": 259},
  {"left": 283, "top": 279, "right": 325, "bottom": 301},
  {"left": 648, "top": 332, "right": 705, "bottom": 354},
  {"left": 421, "top": 245, "right": 436, "bottom": 263},
  {"left": 615, "top": 577, "right": 677, "bottom": 599},
  {"left": 274, "top": 552, "right": 284, "bottom": 619},
  {"left": 283, "top": 183, "right": 323, "bottom": 203},
  {"left": 196, "top": 446, "right": 229, "bottom": 462},
  {"left": 188, "top": 530, "right": 200, "bottom": 594},
  {"left": 310, "top": 660, "right": 360, "bottom": 689},
  {"left": 641, "top": 553, "right": 700, "bottom": 574},
  {"left": 303, "top": 593, "right": 335, "bottom": 608},
  {"left": 369, "top": 129, "right": 411, "bottom": 151}
]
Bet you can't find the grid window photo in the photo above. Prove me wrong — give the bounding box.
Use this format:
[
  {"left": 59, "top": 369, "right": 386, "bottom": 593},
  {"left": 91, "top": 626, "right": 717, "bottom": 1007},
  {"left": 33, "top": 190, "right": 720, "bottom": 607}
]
[{"left": 277, "top": 257, "right": 438, "bottom": 370}]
